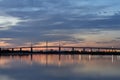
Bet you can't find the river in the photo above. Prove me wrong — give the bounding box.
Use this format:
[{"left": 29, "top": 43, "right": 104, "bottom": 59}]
[{"left": 0, "top": 54, "right": 120, "bottom": 80}]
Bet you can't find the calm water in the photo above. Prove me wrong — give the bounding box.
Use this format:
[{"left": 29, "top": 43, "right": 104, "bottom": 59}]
[{"left": 0, "top": 54, "right": 120, "bottom": 80}]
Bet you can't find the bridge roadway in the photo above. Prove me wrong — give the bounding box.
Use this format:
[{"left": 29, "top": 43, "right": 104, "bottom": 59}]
[{"left": 5, "top": 46, "right": 120, "bottom": 52}]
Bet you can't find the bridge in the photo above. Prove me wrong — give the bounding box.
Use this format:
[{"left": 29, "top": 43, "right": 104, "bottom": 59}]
[{"left": 4, "top": 46, "right": 120, "bottom": 53}]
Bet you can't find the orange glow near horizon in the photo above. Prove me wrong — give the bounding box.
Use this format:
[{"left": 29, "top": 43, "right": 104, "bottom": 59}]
[
  {"left": 1, "top": 39, "right": 120, "bottom": 49},
  {"left": 0, "top": 41, "right": 11, "bottom": 47},
  {"left": 33, "top": 41, "right": 120, "bottom": 48}
]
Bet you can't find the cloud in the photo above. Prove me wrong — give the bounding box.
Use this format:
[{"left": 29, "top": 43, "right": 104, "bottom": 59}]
[
  {"left": 0, "top": 38, "right": 13, "bottom": 41},
  {"left": 0, "top": 0, "right": 120, "bottom": 47},
  {"left": 0, "top": 15, "right": 24, "bottom": 30},
  {"left": 116, "top": 37, "right": 120, "bottom": 40}
]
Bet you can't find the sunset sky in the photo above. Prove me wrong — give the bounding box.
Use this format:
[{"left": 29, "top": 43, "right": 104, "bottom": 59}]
[{"left": 0, "top": 0, "right": 120, "bottom": 47}]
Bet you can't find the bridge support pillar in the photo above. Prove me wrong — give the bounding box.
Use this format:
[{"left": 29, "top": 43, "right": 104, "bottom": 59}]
[
  {"left": 59, "top": 47, "right": 61, "bottom": 52},
  {"left": 20, "top": 48, "right": 22, "bottom": 52},
  {"left": 30, "top": 47, "right": 33, "bottom": 53},
  {"left": 83, "top": 48, "right": 86, "bottom": 52},
  {"left": 72, "top": 47, "right": 75, "bottom": 51},
  {"left": 12, "top": 48, "right": 14, "bottom": 52}
]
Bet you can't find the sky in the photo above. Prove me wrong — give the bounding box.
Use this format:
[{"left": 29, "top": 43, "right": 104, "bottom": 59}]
[{"left": 0, "top": 0, "right": 120, "bottom": 47}]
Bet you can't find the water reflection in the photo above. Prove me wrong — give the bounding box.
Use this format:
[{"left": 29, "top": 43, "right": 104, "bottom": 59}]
[
  {"left": 0, "top": 54, "right": 120, "bottom": 80},
  {"left": 1, "top": 54, "right": 120, "bottom": 67},
  {"left": 3, "top": 54, "right": 120, "bottom": 66}
]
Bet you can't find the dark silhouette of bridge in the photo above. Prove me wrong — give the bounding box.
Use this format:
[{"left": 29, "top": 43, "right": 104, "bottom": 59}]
[
  {"left": 2, "top": 46, "right": 120, "bottom": 53},
  {"left": 0, "top": 44, "right": 120, "bottom": 55}
]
